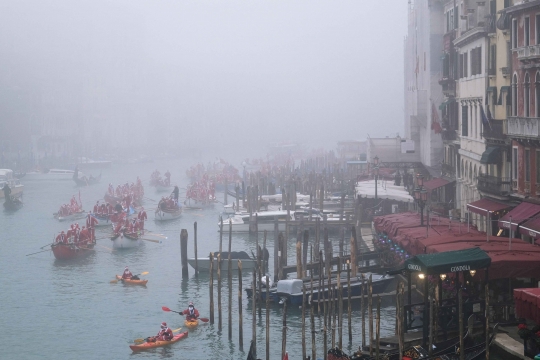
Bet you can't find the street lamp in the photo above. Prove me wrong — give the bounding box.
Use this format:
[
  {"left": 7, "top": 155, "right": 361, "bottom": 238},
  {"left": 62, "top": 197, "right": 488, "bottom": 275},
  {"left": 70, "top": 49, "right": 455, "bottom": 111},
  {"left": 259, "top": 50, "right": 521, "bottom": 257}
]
[
  {"left": 414, "top": 174, "right": 428, "bottom": 226},
  {"left": 374, "top": 156, "right": 379, "bottom": 200}
]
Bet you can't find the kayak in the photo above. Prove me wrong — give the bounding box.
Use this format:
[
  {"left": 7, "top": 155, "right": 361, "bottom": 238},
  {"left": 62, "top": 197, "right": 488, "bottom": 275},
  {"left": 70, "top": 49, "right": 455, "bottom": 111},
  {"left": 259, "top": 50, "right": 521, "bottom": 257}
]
[
  {"left": 184, "top": 319, "right": 199, "bottom": 328},
  {"left": 115, "top": 275, "right": 148, "bottom": 286},
  {"left": 129, "top": 331, "right": 188, "bottom": 351}
]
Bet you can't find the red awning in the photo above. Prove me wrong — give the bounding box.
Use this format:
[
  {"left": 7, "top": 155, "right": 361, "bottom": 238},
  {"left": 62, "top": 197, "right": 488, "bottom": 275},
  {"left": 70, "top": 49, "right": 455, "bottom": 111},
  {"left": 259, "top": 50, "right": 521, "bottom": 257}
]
[
  {"left": 423, "top": 178, "right": 451, "bottom": 191},
  {"left": 498, "top": 202, "right": 540, "bottom": 231},
  {"left": 514, "top": 288, "right": 540, "bottom": 324},
  {"left": 467, "top": 198, "right": 512, "bottom": 216},
  {"left": 519, "top": 216, "right": 540, "bottom": 239}
]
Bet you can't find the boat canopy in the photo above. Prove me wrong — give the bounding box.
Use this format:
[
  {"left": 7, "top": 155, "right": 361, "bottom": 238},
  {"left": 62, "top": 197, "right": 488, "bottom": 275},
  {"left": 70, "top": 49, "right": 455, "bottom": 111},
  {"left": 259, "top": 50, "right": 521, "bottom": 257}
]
[
  {"left": 213, "top": 251, "right": 251, "bottom": 260},
  {"left": 276, "top": 279, "right": 303, "bottom": 295},
  {"left": 389, "top": 247, "right": 491, "bottom": 276}
]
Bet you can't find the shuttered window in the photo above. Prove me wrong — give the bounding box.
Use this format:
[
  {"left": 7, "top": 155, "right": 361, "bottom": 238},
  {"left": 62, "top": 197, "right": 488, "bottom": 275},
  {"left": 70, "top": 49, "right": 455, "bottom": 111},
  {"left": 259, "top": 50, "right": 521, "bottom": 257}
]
[{"left": 462, "top": 105, "right": 469, "bottom": 137}]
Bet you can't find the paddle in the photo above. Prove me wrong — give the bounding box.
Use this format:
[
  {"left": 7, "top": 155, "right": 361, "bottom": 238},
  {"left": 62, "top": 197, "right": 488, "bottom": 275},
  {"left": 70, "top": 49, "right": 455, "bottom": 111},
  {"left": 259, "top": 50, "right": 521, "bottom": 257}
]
[
  {"left": 133, "top": 327, "right": 182, "bottom": 344},
  {"left": 161, "top": 306, "right": 209, "bottom": 322},
  {"left": 110, "top": 272, "right": 149, "bottom": 284}
]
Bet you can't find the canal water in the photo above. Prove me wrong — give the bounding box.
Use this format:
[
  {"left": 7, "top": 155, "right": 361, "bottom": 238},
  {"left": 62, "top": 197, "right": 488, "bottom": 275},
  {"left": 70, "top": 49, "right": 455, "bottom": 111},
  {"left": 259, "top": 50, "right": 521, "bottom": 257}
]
[{"left": 0, "top": 158, "right": 398, "bottom": 359}]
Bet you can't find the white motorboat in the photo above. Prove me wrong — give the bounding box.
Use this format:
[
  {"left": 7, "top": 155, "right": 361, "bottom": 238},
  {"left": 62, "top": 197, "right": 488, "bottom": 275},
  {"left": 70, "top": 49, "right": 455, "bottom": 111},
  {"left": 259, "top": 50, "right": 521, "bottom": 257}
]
[
  {"left": 0, "top": 169, "right": 24, "bottom": 199},
  {"left": 155, "top": 206, "right": 182, "bottom": 221},
  {"left": 110, "top": 232, "right": 141, "bottom": 249},
  {"left": 25, "top": 169, "right": 81, "bottom": 181},
  {"left": 187, "top": 251, "right": 256, "bottom": 271},
  {"left": 218, "top": 210, "right": 294, "bottom": 232}
]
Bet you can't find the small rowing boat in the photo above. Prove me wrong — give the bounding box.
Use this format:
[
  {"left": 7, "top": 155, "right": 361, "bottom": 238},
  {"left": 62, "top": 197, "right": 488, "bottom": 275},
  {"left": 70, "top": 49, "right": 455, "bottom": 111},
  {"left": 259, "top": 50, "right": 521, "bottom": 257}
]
[
  {"left": 110, "top": 231, "right": 142, "bottom": 249},
  {"left": 115, "top": 275, "right": 148, "bottom": 286},
  {"left": 155, "top": 205, "right": 182, "bottom": 221},
  {"left": 51, "top": 242, "right": 95, "bottom": 260},
  {"left": 129, "top": 331, "right": 188, "bottom": 352},
  {"left": 55, "top": 210, "right": 86, "bottom": 222}
]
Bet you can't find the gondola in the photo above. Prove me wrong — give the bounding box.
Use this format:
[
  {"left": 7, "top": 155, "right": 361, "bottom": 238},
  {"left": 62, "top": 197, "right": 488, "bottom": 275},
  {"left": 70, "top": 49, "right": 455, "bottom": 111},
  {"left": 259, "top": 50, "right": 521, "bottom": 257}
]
[
  {"left": 3, "top": 195, "right": 23, "bottom": 211},
  {"left": 349, "top": 323, "right": 498, "bottom": 360},
  {"left": 73, "top": 167, "right": 101, "bottom": 186}
]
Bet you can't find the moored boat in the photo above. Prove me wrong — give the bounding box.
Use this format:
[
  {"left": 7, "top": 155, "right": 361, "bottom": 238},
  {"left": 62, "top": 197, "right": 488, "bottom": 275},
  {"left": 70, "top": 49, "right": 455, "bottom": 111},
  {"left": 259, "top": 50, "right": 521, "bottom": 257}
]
[
  {"left": 184, "top": 319, "right": 198, "bottom": 328},
  {"left": 218, "top": 211, "right": 293, "bottom": 232},
  {"left": 187, "top": 251, "right": 256, "bottom": 272},
  {"left": 51, "top": 242, "right": 95, "bottom": 260},
  {"left": 129, "top": 331, "right": 188, "bottom": 352},
  {"left": 115, "top": 275, "right": 148, "bottom": 286},
  {"left": 73, "top": 167, "right": 101, "bottom": 186},
  {"left": 25, "top": 168, "right": 78, "bottom": 181}
]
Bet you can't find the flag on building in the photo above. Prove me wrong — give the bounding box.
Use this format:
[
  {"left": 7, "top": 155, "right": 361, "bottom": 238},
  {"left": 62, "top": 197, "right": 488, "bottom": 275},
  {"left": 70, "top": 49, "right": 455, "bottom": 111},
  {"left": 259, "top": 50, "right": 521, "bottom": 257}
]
[{"left": 480, "top": 105, "right": 492, "bottom": 131}]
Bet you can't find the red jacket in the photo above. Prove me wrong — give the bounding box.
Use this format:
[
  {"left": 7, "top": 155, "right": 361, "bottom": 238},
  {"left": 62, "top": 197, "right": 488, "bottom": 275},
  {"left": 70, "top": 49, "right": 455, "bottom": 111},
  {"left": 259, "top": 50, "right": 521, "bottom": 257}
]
[
  {"left": 157, "top": 327, "right": 173, "bottom": 341},
  {"left": 182, "top": 307, "right": 200, "bottom": 320},
  {"left": 122, "top": 271, "right": 133, "bottom": 279}
]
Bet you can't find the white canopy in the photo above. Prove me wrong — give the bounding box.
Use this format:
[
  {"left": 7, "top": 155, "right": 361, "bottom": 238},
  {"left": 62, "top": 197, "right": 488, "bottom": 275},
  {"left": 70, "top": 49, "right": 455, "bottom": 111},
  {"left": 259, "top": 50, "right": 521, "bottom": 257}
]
[{"left": 355, "top": 180, "right": 414, "bottom": 202}]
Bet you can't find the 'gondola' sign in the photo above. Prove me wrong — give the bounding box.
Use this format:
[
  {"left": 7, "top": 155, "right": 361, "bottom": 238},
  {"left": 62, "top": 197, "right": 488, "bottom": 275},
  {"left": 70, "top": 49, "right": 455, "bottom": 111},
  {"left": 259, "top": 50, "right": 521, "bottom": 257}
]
[{"left": 450, "top": 265, "right": 470, "bottom": 272}]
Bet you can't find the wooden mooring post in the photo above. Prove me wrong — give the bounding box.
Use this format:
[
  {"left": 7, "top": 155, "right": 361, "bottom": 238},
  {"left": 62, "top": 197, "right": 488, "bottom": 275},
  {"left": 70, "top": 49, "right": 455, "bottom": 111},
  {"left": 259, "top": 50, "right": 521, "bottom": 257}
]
[
  {"left": 361, "top": 273, "right": 366, "bottom": 349},
  {"left": 266, "top": 275, "right": 270, "bottom": 360},
  {"left": 238, "top": 260, "right": 243, "bottom": 351},
  {"left": 376, "top": 295, "right": 381, "bottom": 360},
  {"left": 217, "top": 253, "right": 222, "bottom": 331},
  {"left": 302, "top": 285, "right": 306, "bottom": 360},
  {"left": 209, "top": 252, "right": 214, "bottom": 325},
  {"left": 338, "top": 258, "right": 343, "bottom": 349},
  {"left": 193, "top": 222, "right": 198, "bottom": 274},
  {"left": 180, "top": 229, "right": 188, "bottom": 278},
  {"left": 281, "top": 300, "right": 287, "bottom": 360},
  {"left": 251, "top": 270, "right": 256, "bottom": 358},
  {"left": 369, "top": 274, "right": 373, "bottom": 356},
  {"left": 347, "top": 260, "right": 352, "bottom": 343},
  {"left": 228, "top": 220, "right": 233, "bottom": 340}
]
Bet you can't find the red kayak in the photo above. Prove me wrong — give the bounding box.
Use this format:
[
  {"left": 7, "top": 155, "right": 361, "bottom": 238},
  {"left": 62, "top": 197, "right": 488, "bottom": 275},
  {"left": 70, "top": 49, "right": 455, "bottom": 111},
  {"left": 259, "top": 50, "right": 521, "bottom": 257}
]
[
  {"left": 51, "top": 242, "right": 94, "bottom": 260},
  {"left": 129, "top": 331, "right": 188, "bottom": 351}
]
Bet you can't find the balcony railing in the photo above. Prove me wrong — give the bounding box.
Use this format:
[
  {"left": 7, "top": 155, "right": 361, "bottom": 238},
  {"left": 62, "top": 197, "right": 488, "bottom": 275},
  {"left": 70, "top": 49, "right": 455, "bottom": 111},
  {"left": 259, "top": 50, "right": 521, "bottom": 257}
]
[
  {"left": 482, "top": 119, "right": 506, "bottom": 140},
  {"left": 507, "top": 117, "right": 540, "bottom": 138},
  {"left": 516, "top": 44, "right": 540, "bottom": 61},
  {"left": 477, "top": 174, "right": 511, "bottom": 197}
]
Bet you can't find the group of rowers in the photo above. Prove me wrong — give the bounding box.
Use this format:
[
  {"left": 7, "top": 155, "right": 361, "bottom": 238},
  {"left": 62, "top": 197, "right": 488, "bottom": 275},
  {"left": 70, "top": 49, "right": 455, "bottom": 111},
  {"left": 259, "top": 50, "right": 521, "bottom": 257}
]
[
  {"left": 112, "top": 208, "right": 147, "bottom": 236},
  {"left": 54, "top": 213, "right": 98, "bottom": 245},
  {"left": 56, "top": 195, "right": 82, "bottom": 217},
  {"left": 150, "top": 170, "right": 171, "bottom": 187},
  {"left": 107, "top": 179, "right": 144, "bottom": 202}
]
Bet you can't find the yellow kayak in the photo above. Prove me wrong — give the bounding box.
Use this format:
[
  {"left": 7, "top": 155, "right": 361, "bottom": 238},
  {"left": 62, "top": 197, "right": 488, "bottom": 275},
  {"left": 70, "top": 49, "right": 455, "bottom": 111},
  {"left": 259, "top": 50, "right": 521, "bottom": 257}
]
[{"left": 184, "top": 318, "right": 199, "bottom": 328}]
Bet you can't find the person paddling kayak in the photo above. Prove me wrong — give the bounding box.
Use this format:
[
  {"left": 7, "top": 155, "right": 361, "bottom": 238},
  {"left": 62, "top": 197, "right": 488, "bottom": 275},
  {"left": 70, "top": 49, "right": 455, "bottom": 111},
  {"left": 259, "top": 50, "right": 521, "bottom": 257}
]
[
  {"left": 181, "top": 302, "right": 200, "bottom": 320},
  {"left": 146, "top": 322, "right": 173, "bottom": 342},
  {"left": 122, "top": 266, "right": 133, "bottom": 280}
]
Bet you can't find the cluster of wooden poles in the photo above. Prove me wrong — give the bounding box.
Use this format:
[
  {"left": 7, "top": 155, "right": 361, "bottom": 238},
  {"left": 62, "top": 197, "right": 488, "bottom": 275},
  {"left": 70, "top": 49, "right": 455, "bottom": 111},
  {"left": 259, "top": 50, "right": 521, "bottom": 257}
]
[{"left": 179, "top": 216, "right": 401, "bottom": 360}]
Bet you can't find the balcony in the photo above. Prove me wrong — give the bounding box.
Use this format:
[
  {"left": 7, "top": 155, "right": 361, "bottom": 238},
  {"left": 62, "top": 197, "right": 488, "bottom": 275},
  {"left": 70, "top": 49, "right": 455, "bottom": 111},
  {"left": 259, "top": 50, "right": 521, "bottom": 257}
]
[
  {"left": 477, "top": 174, "right": 511, "bottom": 197},
  {"left": 507, "top": 117, "right": 540, "bottom": 138},
  {"left": 516, "top": 44, "right": 540, "bottom": 61},
  {"left": 482, "top": 120, "right": 506, "bottom": 141}
]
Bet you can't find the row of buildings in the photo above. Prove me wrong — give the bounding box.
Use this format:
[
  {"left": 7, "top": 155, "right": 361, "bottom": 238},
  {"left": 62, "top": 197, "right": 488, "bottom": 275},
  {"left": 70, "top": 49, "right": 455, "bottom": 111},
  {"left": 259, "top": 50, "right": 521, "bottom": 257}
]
[{"left": 404, "top": 0, "right": 540, "bottom": 239}]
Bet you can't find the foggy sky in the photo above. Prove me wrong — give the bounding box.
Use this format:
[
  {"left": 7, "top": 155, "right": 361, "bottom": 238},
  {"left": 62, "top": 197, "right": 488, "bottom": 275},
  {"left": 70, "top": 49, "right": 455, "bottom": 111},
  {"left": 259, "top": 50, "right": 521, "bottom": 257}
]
[{"left": 0, "top": 1, "right": 407, "bottom": 157}]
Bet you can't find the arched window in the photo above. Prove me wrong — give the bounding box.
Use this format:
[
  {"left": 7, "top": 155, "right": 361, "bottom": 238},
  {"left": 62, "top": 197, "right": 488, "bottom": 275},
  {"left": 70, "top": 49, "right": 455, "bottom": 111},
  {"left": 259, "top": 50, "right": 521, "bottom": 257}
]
[
  {"left": 535, "top": 72, "right": 540, "bottom": 117},
  {"left": 525, "top": 73, "right": 531, "bottom": 117},
  {"left": 512, "top": 74, "right": 518, "bottom": 116}
]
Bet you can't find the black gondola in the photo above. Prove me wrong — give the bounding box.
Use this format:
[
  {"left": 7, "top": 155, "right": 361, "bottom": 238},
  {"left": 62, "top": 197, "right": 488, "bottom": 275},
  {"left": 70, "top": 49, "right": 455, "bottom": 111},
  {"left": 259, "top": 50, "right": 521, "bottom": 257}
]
[
  {"left": 3, "top": 195, "right": 23, "bottom": 211},
  {"left": 73, "top": 167, "right": 101, "bottom": 186}
]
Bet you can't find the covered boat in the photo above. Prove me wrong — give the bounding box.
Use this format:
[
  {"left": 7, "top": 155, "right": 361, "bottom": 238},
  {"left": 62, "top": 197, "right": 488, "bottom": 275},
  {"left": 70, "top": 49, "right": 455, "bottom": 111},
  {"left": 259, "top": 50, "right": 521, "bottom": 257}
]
[
  {"left": 51, "top": 242, "right": 95, "bottom": 260},
  {"left": 187, "top": 251, "right": 256, "bottom": 272},
  {"left": 218, "top": 211, "right": 294, "bottom": 232},
  {"left": 3, "top": 195, "right": 23, "bottom": 211}
]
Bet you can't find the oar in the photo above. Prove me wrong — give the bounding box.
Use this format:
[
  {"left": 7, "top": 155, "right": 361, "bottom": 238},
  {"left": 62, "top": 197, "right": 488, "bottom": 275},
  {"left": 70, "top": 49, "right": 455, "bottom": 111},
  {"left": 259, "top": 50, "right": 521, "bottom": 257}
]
[
  {"left": 110, "top": 272, "right": 149, "bottom": 284},
  {"left": 161, "top": 306, "right": 209, "bottom": 322},
  {"left": 40, "top": 243, "right": 54, "bottom": 249},
  {"left": 133, "top": 327, "right": 183, "bottom": 344},
  {"left": 140, "top": 238, "right": 161, "bottom": 244},
  {"left": 25, "top": 249, "right": 51, "bottom": 256}
]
